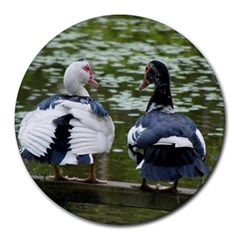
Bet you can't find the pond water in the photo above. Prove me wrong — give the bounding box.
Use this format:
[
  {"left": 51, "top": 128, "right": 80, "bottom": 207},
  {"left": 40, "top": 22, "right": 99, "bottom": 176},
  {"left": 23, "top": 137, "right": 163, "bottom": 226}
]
[{"left": 15, "top": 15, "right": 225, "bottom": 225}]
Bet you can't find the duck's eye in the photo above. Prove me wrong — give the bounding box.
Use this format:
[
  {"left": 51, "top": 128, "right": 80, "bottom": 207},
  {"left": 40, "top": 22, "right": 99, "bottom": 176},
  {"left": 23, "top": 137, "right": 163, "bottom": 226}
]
[
  {"left": 145, "top": 65, "right": 151, "bottom": 73},
  {"left": 83, "top": 65, "right": 90, "bottom": 72}
]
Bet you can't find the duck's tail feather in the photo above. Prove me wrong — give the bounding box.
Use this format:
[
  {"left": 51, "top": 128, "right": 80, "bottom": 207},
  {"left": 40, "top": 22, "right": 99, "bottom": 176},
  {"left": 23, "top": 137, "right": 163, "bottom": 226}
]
[{"left": 140, "top": 145, "right": 208, "bottom": 182}]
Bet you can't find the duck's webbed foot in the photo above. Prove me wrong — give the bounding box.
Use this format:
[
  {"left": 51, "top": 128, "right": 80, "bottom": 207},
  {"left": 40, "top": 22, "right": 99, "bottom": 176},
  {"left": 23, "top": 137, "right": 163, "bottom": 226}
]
[
  {"left": 49, "top": 175, "right": 77, "bottom": 181},
  {"left": 131, "top": 179, "right": 179, "bottom": 192},
  {"left": 156, "top": 179, "right": 179, "bottom": 192},
  {"left": 77, "top": 176, "right": 107, "bottom": 184},
  {"left": 76, "top": 160, "right": 107, "bottom": 184},
  {"left": 49, "top": 166, "right": 77, "bottom": 181},
  {"left": 131, "top": 178, "right": 158, "bottom": 191}
]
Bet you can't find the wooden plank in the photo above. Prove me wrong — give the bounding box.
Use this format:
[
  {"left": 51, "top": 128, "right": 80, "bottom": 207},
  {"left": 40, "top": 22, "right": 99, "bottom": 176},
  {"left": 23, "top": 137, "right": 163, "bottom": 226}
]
[{"left": 32, "top": 175, "right": 197, "bottom": 211}]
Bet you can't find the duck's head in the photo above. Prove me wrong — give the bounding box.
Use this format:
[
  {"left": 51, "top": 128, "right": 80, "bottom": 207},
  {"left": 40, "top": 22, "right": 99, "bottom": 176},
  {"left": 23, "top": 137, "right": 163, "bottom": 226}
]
[
  {"left": 139, "top": 60, "right": 170, "bottom": 91},
  {"left": 64, "top": 59, "right": 99, "bottom": 96}
]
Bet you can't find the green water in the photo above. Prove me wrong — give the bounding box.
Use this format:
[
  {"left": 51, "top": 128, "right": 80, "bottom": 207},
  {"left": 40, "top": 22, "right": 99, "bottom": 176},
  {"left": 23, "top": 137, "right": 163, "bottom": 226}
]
[{"left": 15, "top": 15, "right": 224, "bottom": 225}]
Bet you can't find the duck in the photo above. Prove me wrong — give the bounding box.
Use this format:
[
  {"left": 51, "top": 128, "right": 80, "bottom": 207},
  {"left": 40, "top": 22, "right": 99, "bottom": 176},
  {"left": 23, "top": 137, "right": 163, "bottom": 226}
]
[
  {"left": 18, "top": 59, "right": 115, "bottom": 183},
  {"left": 127, "top": 60, "right": 208, "bottom": 191}
]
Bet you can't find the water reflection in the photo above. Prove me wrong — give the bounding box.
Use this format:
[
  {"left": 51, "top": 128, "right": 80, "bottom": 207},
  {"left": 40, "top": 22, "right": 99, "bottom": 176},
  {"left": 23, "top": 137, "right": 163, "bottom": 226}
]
[{"left": 15, "top": 15, "right": 225, "bottom": 224}]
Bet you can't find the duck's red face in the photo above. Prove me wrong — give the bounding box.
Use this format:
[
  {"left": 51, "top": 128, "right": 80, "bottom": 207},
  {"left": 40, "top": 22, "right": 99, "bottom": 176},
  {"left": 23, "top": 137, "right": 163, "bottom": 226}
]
[{"left": 83, "top": 64, "right": 99, "bottom": 88}]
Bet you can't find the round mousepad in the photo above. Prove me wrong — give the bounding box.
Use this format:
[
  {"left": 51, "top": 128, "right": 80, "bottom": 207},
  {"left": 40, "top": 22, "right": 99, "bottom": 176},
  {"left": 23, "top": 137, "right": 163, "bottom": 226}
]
[{"left": 15, "top": 15, "right": 225, "bottom": 225}]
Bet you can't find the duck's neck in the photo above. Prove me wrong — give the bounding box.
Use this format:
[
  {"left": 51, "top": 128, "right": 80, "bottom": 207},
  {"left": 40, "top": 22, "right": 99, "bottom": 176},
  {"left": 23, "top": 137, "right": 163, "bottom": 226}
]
[
  {"left": 146, "top": 85, "right": 174, "bottom": 113},
  {"left": 67, "top": 84, "right": 90, "bottom": 97},
  {"left": 76, "top": 85, "right": 90, "bottom": 96}
]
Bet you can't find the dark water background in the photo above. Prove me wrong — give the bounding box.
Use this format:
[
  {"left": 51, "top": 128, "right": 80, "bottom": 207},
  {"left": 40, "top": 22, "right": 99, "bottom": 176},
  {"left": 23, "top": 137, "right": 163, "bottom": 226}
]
[{"left": 15, "top": 15, "right": 224, "bottom": 224}]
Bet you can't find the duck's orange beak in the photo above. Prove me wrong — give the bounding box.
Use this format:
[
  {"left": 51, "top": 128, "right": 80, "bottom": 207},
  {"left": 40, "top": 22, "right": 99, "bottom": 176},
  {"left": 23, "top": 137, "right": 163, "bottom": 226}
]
[
  {"left": 139, "top": 78, "right": 150, "bottom": 90},
  {"left": 139, "top": 64, "right": 151, "bottom": 90},
  {"left": 87, "top": 71, "right": 100, "bottom": 88}
]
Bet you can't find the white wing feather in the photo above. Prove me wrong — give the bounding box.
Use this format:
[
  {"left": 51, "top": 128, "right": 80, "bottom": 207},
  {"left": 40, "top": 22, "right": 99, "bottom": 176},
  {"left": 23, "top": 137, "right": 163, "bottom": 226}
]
[
  {"left": 127, "top": 124, "right": 145, "bottom": 146},
  {"left": 196, "top": 128, "right": 206, "bottom": 157},
  {"left": 19, "top": 99, "right": 115, "bottom": 158},
  {"left": 18, "top": 106, "right": 66, "bottom": 157},
  {"left": 69, "top": 112, "right": 114, "bottom": 155},
  {"left": 60, "top": 100, "right": 114, "bottom": 155}
]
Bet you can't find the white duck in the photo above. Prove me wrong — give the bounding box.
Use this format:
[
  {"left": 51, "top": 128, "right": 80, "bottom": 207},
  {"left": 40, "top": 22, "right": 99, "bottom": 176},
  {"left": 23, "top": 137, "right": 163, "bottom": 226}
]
[{"left": 18, "top": 59, "right": 115, "bottom": 183}]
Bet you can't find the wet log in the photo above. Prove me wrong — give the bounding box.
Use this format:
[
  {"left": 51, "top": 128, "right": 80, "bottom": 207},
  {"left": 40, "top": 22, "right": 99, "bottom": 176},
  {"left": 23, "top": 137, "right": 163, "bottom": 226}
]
[{"left": 32, "top": 175, "right": 197, "bottom": 211}]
